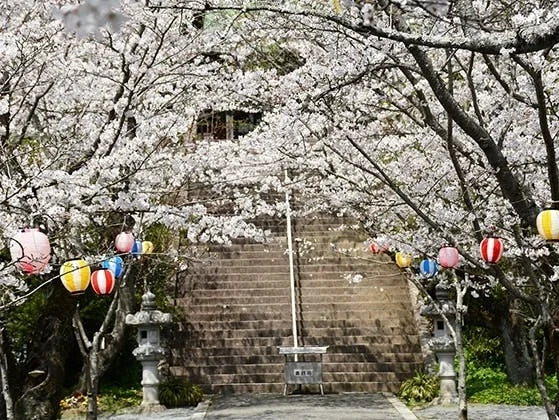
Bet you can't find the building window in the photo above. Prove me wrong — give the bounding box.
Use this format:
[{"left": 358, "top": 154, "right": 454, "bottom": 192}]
[{"left": 196, "top": 110, "right": 262, "bottom": 141}]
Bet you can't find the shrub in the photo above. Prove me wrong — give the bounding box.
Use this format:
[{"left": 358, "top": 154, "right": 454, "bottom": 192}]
[
  {"left": 59, "top": 387, "right": 142, "bottom": 415},
  {"left": 398, "top": 370, "right": 439, "bottom": 405},
  {"left": 468, "top": 370, "right": 558, "bottom": 406},
  {"left": 158, "top": 377, "right": 204, "bottom": 408},
  {"left": 466, "top": 366, "right": 507, "bottom": 397}
]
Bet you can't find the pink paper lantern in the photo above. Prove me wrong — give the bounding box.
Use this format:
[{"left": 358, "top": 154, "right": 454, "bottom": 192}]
[
  {"left": 114, "top": 232, "right": 134, "bottom": 253},
  {"left": 439, "top": 245, "right": 459, "bottom": 268},
  {"left": 9, "top": 228, "right": 51, "bottom": 274},
  {"left": 91, "top": 269, "right": 115, "bottom": 295},
  {"left": 369, "top": 242, "right": 388, "bottom": 254}
]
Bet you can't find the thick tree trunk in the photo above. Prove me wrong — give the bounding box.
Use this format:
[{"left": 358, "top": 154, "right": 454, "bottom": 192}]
[
  {"left": 549, "top": 311, "right": 559, "bottom": 416},
  {"left": 500, "top": 299, "right": 534, "bottom": 385},
  {"left": 13, "top": 285, "right": 76, "bottom": 420}
]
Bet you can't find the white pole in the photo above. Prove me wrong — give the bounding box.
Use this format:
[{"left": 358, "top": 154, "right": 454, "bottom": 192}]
[{"left": 285, "top": 170, "right": 298, "bottom": 351}]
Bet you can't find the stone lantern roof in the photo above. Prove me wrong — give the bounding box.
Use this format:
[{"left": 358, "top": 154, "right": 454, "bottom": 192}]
[{"left": 125, "top": 291, "right": 172, "bottom": 326}]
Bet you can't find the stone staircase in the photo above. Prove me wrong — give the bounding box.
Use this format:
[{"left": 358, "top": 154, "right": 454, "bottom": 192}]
[{"left": 169, "top": 216, "right": 424, "bottom": 394}]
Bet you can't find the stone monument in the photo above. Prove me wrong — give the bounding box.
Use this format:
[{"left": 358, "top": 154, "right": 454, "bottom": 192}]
[
  {"left": 125, "top": 290, "right": 172, "bottom": 412},
  {"left": 420, "top": 282, "right": 458, "bottom": 404}
]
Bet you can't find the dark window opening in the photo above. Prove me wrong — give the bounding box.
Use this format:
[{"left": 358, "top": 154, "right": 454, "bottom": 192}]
[{"left": 196, "top": 110, "right": 262, "bottom": 141}]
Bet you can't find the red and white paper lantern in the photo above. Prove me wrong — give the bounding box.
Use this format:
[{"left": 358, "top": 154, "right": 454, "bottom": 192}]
[
  {"left": 91, "top": 269, "right": 115, "bottom": 295},
  {"left": 480, "top": 236, "right": 503, "bottom": 264}
]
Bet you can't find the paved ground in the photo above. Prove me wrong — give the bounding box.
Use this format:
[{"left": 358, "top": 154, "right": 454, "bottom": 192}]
[{"left": 93, "top": 392, "right": 552, "bottom": 420}]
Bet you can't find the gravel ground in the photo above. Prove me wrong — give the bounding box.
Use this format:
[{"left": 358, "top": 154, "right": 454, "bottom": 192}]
[
  {"left": 412, "top": 402, "right": 550, "bottom": 420},
  {"left": 62, "top": 394, "right": 554, "bottom": 420}
]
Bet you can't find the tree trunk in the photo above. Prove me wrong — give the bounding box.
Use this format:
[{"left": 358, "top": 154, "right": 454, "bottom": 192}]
[
  {"left": 13, "top": 285, "right": 76, "bottom": 420},
  {"left": 85, "top": 356, "right": 99, "bottom": 420},
  {"left": 454, "top": 280, "right": 467, "bottom": 420},
  {"left": 549, "top": 310, "right": 559, "bottom": 416},
  {"left": 528, "top": 320, "right": 556, "bottom": 420},
  {"left": 0, "top": 330, "right": 13, "bottom": 420},
  {"left": 500, "top": 298, "right": 534, "bottom": 385}
]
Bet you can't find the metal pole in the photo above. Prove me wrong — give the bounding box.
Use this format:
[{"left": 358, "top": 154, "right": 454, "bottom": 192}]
[{"left": 285, "top": 170, "right": 298, "bottom": 351}]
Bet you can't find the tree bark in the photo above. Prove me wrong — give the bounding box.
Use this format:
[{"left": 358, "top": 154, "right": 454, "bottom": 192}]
[
  {"left": 0, "top": 329, "right": 13, "bottom": 420},
  {"left": 528, "top": 319, "right": 556, "bottom": 420},
  {"left": 499, "top": 299, "right": 534, "bottom": 385},
  {"left": 13, "top": 284, "right": 76, "bottom": 420}
]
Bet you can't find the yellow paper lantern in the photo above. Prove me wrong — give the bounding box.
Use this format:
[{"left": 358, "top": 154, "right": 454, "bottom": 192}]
[
  {"left": 536, "top": 209, "right": 559, "bottom": 241},
  {"left": 142, "top": 241, "right": 154, "bottom": 254},
  {"left": 395, "top": 252, "right": 412, "bottom": 268},
  {"left": 60, "top": 259, "right": 91, "bottom": 295}
]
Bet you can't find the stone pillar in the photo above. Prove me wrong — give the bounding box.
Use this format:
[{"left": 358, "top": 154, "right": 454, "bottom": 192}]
[{"left": 125, "top": 291, "right": 172, "bottom": 412}]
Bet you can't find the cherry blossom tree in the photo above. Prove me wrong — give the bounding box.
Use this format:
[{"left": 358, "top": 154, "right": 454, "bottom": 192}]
[
  {"left": 4, "top": 0, "right": 559, "bottom": 418},
  {"left": 0, "top": 1, "right": 275, "bottom": 418},
  {"left": 147, "top": 1, "right": 559, "bottom": 418}
]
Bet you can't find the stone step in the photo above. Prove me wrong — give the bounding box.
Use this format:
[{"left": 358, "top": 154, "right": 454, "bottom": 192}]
[
  {"left": 190, "top": 292, "right": 412, "bottom": 305},
  {"left": 183, "top": 328, "right": 420, "bottom": 343},
  {"left": 199, "top": 382, "right": 284, "bottom": 394},
  {"left": 177, "top": 346, "right": 422, "bottom": 362},
  {"left": 172, "top": 364, "right": 413, "bottom": 382},
  {"left": 190, "top": 284, "right": 408, "bottom": 296},
  {"left": 174, "top": 370, "right": 405, "bottom": 390},
  {"left": 181, "top": 335, "right": 421, "bottom": 349},
  {"left": 186, "top": 302, "right": 415, "bottom": 315},
  {"left": 186, "top": 275, "right": 407, "bottom": 287},
  {"left": 183, "top": 371, "right": 284, "bottom": 386},
  {"left": 192, "top": 263, "right": 387, "bottom": 275},
  {"left": 174, "top": 355, "right": 421, "bottom": 370},
  {"left": 201, "top": 381, "right": 400, "bottom": 394},
  {"left": 172, "top": 353, "right": 422, "bottom": 370},
  {"left": 186, "top": 309, "right": 417, "bottom": 323},
  {"left": 183, "top": 318, "right": 415, "bottom": 331},
  {"left": 188, "top": 381, "right": 400, "bottom": 394}
]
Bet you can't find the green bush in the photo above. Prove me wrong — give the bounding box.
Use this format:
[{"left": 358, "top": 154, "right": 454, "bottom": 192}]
[
  {"left": 97, "top": 387, "right": 143, "bottom": 412},
  {"left": 466, "top": 367, "right": 507, "bottom": 396},
  {"left": 398, "top": 370, "right": 439, "bottom": 405},
  {"left": 463, "top": 327, "right": 504, "bottom": 371},
  {"left": 59, "top": 387, "right": 142, "bottom": 415},
  {"left": 158, "top": 377, "right": 204, "bottom": 408},
  {"left": 468, "top": 370, "right": 558, "bottom": 406}
]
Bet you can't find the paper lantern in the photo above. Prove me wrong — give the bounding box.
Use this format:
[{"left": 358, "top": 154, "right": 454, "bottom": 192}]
[
  {"left": 480, "top": 236, "right": 504, "bottom": 264},
  {"left": 395, "top": 252, "right": 412, "bottom": 268},
  {"left": 439, "top": 245, "right": 459, "bottom": 268},
  {"left": 131, "top": 240, "right": 143, "bottom": 257},
  {"left": 115, "top": 232, "right": 134, "bottom": 252},
  {"left": 9, "top": 228, "right": 51, "bottom": 274},
  {"left": 60, "top": 259, "right": 91, "bottom": 295},
  {"left": 142, "top": 241, "right": 154, "bottom": 254},
  {"left": 91, "top": 269, "right": 115, "bottom": 295},
  {"left": 369, "top": 241, "right": 387, "bottom": 254},
  {"left": 536, "top": 209, "right": 559, "bottom": 241},
  {"left": 419, "top": 258, "right": 438, "bottom": 278},
  {"left": 101, "top": 256, "right": 124, "bottom": 278}
]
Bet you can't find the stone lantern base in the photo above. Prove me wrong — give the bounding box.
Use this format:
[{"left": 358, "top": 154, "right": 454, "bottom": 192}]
[{"left": 133, "top": 403, "right": 167, "bottom": 414}]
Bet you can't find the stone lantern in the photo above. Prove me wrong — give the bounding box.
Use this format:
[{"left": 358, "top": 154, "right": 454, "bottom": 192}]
[
  {"left": 420, "top": 283, "right": 458, "bottom": 404},
  {"left": 125, "top": 290, "right": 172, "bottom": 412}
]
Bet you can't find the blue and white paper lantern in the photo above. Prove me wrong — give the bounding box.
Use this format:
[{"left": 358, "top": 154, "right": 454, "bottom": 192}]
[
  {"left": 101, "top": 255, "right": 124, "bottom": 278},
  {"left": 419, "top": 258, "right": 438, "bottom": 278}
]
